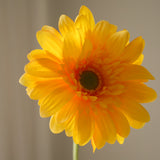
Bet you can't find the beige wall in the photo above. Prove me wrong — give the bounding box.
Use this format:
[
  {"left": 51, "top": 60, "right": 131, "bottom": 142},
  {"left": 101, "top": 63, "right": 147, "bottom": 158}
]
[{"left": 0, "top": 0, "right": 159, "bottom": 160}]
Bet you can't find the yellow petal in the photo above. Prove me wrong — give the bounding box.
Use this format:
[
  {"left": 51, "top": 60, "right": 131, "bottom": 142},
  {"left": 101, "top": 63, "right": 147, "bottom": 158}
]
[
  {"left": 58, "top": 15, "right": 77, "bottom": 36},
  {"left": 78, "top": 5, "right": 95, "bottom": 31},
  {"left": 39, "top": 84, "right": 74, "bottom": 117},
  {"left": 27, "top": 49, "right": 61, "bottom": 64},
  {"left": 91, "top": 138, "right": 97, "bottom": 153},
  {"left": 55, "top": 96, "right": 78, "bottom": 123},
  {"left": 26, "top": 78, "right": 63, "bottom": 100},
  {"left": 27, "top": 49, "right": 46, "bottom": 61},
  {"left": 93, "top": 124, "right": 106, "bottom": 150},
  {"left": 63, "top": 31, "right": 81, "bottom": 61},
  {"left": 19, "top": 73, "right": 38, "bottom": 87},
  {"left": 49, "top": 116, "right": 65, "bottom": 134},
  {"left": 119, "top": 64, "right": 155, "bottom": 80},
  {"left": 109, "top": 107, "right": 130, "bottom": 138},
  {"left": 93, "top": 20, "right": 117, "bottom": 46},
  {"left": 120, "top": 99, "right": 150, "bottom": 122},
  {"left": 133, "top": 54, "right": 144, "bottom": 65},
  {"left": 125, "top": 82, "right": 157, "bottom": 103},
  {"left": 52, "top": 110, "right": 76, "bottom": 136},
  {"left": 75, "top": 15, "right": 90, "bottom": 42},
  {"left": 120, "top": 36, "right": 145, "bottom": 63},
  {"left": 73, "top": 110, "right": 94, "bottom": 146},
  {"left": 78, "top": 39, "right": 93, "bottom": 61},
  {"left": 106, "top": 30, "right": 130, "bottom": 57},
  {"left": 65, "top": 116, "right": 75, "bottom": 137},
  {"left": 42, "top": 25, "right": 63, "bottom": 40},
  {"left": 19, "top": 73, "right": 52, "bottom": 88},
  {"left": 36, "top": 26, "right": 62, "bottom": 59},
  {"left": 25, "top": 59, "right": 61, "bottom": 78},
  {"left": 117, "top": 134, "right": 125, "bottom": 144},
  {"left": 93, "top": 109, "right": 116, "bottom": 148}
]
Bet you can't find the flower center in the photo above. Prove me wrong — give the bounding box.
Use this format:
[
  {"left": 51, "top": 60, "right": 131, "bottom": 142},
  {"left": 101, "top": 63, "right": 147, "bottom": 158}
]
[{"left": 79, "top": 70, "right": 99, "bottom": 90}]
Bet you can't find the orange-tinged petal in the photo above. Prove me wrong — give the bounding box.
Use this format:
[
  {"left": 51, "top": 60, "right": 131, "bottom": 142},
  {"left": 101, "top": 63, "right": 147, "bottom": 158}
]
[
  {"left": 119, "top": 64, "right": 155, "bottom": 81},
  {"left": 79, "top": 5, "right": 95, "bottom": 31},
  {"left": 125, "top": 82, "right": 157, "bottom": 103},
  {"left": 39, "top": 84, "right": 74, "bottom": 118},
  {"left": 93, "top": 20, "right": 117, "bottom": 46},
  {"left": 133, "top": 54, "right": 144, "bottom": 65},
  {"left": 25, "top": 59, "right": 61, "bottom": 78},
  {"left": 120, "top": 99, "right": 150, "bottom": 122},
  {"left": 73, "top": 109, "right": 94, "bottom": 146},
  {"left": 106, "top": 30, "right": 130, "bottom": 57},
  {"left": 36, "top": 27, "right": 62, "bottom": 59},
  {"left": 109, "top": 107, "right": 130, "bottom": 138},
  {"left": 109, "top": 24, "right": 118, "bottom": 34},
  {"left": 120, "top": 36, "right": 145, "bottom": 63},
  {"left": 117, "top": 134, "right": 125, "bottom": 144},
  {"left": 49, "top": 116, "right": 65, "bottom": 134}
]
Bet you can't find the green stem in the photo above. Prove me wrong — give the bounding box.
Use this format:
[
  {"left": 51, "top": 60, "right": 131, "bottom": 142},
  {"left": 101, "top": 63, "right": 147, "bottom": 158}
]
[{"left": 73, "top": 141, "right": 79, "bottom": 160}]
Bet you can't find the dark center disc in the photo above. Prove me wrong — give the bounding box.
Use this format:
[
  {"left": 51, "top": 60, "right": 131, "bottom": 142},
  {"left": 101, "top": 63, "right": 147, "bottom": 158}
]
[{"left": 79, "top": 70, "right": 99, "bottom": 90}]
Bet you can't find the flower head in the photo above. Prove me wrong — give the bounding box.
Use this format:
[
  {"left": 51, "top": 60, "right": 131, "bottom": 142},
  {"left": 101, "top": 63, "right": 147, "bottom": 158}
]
[{"left": 19, "top": 6, "right": 157, "bottom": 151}]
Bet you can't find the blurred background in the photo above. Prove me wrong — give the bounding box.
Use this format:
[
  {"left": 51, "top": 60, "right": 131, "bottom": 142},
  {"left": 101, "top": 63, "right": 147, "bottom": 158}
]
[{"left": 0, "top": 0, "right": 159, "bottom": 159}]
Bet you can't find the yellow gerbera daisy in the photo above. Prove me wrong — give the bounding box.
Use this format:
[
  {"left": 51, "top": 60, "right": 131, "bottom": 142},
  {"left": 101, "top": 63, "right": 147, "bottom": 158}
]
[{"left": 19, "top": 6, "right": 157, "bottom": 151}]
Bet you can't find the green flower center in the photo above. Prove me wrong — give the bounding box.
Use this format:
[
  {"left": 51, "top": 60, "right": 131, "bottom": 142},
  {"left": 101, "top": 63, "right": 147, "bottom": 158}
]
[{"left": 80, "top": 70, "right": 99, "bottom": 90}]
